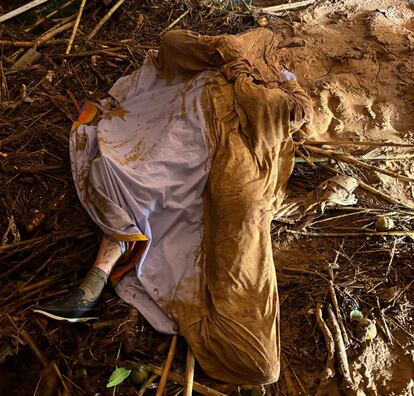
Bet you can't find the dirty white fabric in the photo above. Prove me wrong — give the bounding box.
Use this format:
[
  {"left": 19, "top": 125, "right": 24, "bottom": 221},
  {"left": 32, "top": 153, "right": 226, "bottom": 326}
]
[{"left": 70, "top": 51, "right": 212, "bottom": 333}]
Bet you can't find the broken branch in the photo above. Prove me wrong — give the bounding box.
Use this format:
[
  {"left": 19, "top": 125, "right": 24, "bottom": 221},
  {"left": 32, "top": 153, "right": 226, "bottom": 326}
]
[
  {"left": 315, "top": 302, "right": 335, "bottom": 382},
  {"left": 287, "top": 229, "right": 414, "bottom": 237},
  {"left": 261, "top": 0, "right": 316, "bottom": 14},
  {"left": 155, "top": 335, "right": 177, "bottom": 396},
  {"left": 304, "top": 144, "right": 414, "bottom": 184},
  {"left": 317, "top": 162, "right": 414, "bottom": 209},
  {"left": 184, "top": 346, "right": 195, "bottom": 396},
  {"left": 87, "top": 0, "right": 128, "bottom": 40},
  {"left": 329, "top": 282, "right": 349, "bottom": 346},
  {"left": 160, "top": 8, "right": 191, "bottom": 35},
  {"left": 65, "top": 0, "right": 87, "bottom": 55},
  {"left": 326, "top": 304, "right": 353, "bottom": 388}
]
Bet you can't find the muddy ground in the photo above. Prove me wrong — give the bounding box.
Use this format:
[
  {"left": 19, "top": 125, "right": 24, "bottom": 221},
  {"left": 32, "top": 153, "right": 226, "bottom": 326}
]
[{"left": 0, "top": 0, "right": 413, "bottom": 395}]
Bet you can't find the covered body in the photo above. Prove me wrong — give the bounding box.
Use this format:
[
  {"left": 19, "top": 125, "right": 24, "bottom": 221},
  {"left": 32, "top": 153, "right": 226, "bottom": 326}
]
[{"left": 70, "top": 28, "right": 312, "bottom": 384}]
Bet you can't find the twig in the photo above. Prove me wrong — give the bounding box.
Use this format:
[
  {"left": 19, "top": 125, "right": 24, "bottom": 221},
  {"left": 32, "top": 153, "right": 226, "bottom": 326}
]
[
  {"left": 379, "top": 311, "right": 393, "bottom": 345},
  {"left": 184, "top": 346, "right": 195, "bottom": 396},
  {"left": 66, "top": 89, "right": 81, "bottom": 113},
  {"left": 66, "top": 0, "right": 87, "bottom": 55},
  {"left": 160, "top": 8, "right": 191, "bottom": 35},
  {"left": 0, "top": 59, "right": 9, "bottom": 101},
  {"left": 0, "top": 0, "right": 51, "bottom": 23},
  {"left": 287, "top": 229, "right": 414, "bottom": 237},
  {"left": 329, "top": 282, "right": 349, "bottom": 346},
  {"left": 121, "top": 307, "right": 139, "bottom": 353},
  {"left": 285, "top": 358, "right": 307, "bottom": 395},
  {"left": 0, "top": 39, "right": 68, "bottom": 48},
  {"left": 20, "top": 329, "right": 49, "bottom": 368},
  {"left": 326, "top": 305, "right": 353, "bottom": 388},
  {"left": 119, "top": 361, "right": 226, "bottom": 396},
  {"left": 317, "top": 163, "right": 414, "bottom": 209},
  {"left": 87, "top": 0, "right": 128, "bottom": 40},
  {"left": 52, "top": 47, "right": 123, "bottom": 58},
  {"left": 385, "top": 239, "right": 397, "bottom": 277},
  {"left": 304, "top": 144, "right": 414, "bottom": 184},
  {"left": 19, "top": 330, "right": 69, "bottom": 394},
  {"left": 303, "top": 139, "right": 414, "bottom": 148},
  {"left": 294, "top": 149, "right": 316, "bottom": 167},
  {"left": 26, "top": 192, "right": 66, "bottom": 232},
  {"left": 52, "top": 362, "right": 71, "bottom": 395},
  {"left": 156, "top": 335, "right": 177, "bottom": 396},
  {"left": 281, "top": 354, "right": 298, "bottom": 396},
  {"left": 315, "top": 303, "right": 335, "bottom": 382},
  {"left": 137, "top": 373, "right": 158, "bottom": 396},
  {"left": 3, "top": 165, "right": 62, "bottom": 174},
  {"left": 261, "top": 0, "right": 316, "bottom": 13},
  {"left": 36, "top": 20, "right": 76, "bottom": 47}
]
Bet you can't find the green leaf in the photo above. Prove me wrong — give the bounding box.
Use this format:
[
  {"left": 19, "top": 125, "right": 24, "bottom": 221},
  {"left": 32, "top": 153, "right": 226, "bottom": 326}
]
[{"left": 106, "top": 367, "right": 132, "bottom": 388}]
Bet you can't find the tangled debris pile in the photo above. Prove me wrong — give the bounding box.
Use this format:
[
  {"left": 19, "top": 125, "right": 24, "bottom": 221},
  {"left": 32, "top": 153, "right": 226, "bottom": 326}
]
[{"left": 0, "top": 0, "right": 413, "bottom": 395}]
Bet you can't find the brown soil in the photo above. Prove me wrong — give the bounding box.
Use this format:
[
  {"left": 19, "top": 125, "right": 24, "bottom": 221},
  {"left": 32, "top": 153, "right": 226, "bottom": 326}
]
[{"left": 0, "top": 0, "right": 413, "bottom": 395}]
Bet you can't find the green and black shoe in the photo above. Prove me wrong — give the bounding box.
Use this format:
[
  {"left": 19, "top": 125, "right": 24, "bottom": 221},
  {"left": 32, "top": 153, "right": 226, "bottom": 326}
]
[{"left": 33, "top": 288, "right": 101, "bottom": 323}]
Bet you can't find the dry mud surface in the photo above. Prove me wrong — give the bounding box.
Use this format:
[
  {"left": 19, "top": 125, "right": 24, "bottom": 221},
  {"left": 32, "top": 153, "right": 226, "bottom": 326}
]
[{"left": 288, "top": 0, "right": 414, "bottom": 205}]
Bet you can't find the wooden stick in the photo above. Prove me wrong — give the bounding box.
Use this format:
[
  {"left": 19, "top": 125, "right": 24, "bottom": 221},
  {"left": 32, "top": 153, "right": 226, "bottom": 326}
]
[
  {"left": 160, "top": 8, "right": 190, "bottom": 34},
  {"left": 3, "top": 165, "right": 62, "bottom": 173},
  {"left": 36, "top": 20, "right": 75, "bottom": 47},
  {"left": 287, "top": 229, "right": 414, "bottom": 237},
  {"left": 262, "top": 0, "right": 316, "bottom": 13},
  {"left": 315, "top": 303, "right": 335, "bottom": 382},
  {"left": 20, "top": 329, "right": 49, "bottom": 368},
  {"left": 87, "top": 0, "right": 127, "bottom": 40},
  {"left": 52, "top": 47, "right": 123, "bottom": 58},
  {"left": 156, "top": 335, "right": 177, "bottom": 396},
  {"left": 0, "top": 39, "right": 68, "bottom": 48},
  {"left": 0, "top": 0, "right": 51, "bottom": 23},
  {"left": 326, "top": 305, "right": 353, "bottom": 388},
  {"left": 137, "top": 373, "right": 158, "bottom": 396},
  {"left": 184, "top": 346, "right": 195, "bottom": 396},
  {"left": 379, "top": 311, "right": 393, "bottom": 345},
  {"left": 65, "top": 0, "right": 87, "bottom": 55},
  {"left": 294, "top": 149, "right": 316, "bottom": 167},
  {"left": 304, "top": 144, "right": 414, "bottom": 184},
  {"left": 328, "top": 282, "right": 349, "bottom": 346},
  {"left": 385, "top": 239, "right": 397, "bottom": 277},
  {"left": 119, "top": 361, "right": 226, "bottom": 396},
  {"left": 19, "top": 329, "right": 69, "bottom": 394},
  {"left": 303, "top": 139, "right": 414, "bottom": 148},
  {"left": 360, "top": 155, "right": 414, "bottom": 161},
  {"left": 317, "top": 163, "right": 414, "bottom": 209},
  {"left": 0, "top": 40, "right": 36, "bottom": 48}
]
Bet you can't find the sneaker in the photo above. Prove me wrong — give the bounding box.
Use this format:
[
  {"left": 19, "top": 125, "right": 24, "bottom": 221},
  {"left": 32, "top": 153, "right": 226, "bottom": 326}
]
[{"left": 33, "top": 288, "right": 101, "bottom": 323}]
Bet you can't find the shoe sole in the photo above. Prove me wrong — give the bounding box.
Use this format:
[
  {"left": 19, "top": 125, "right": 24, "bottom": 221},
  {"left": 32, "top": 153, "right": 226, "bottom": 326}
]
[{"left": 33, "top": 309, "right": 99, "bottom": 323}]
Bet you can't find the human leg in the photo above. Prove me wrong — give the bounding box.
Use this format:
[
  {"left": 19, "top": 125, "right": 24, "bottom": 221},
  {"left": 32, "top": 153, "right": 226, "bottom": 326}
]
[{"left": 33, "top": 235, "right": 123, "bottom": 323}]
